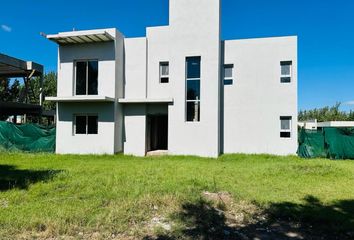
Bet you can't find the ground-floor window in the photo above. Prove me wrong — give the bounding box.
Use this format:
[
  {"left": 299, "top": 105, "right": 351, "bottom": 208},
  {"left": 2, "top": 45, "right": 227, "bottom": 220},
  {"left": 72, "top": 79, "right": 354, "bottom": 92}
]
[
  {"left": 280, "top": 116, "right": 292, "bottom": 138},
  {"left": 74, "top": 114, "right": 98, "bottom": 135}
]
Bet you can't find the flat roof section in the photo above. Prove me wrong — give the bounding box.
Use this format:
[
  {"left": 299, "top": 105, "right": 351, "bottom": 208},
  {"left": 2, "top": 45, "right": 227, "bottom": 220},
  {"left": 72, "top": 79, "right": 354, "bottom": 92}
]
[
  {"left": 118, "top": 98, "right": 174, "bottom": 104},
  {"left": 317, "top": 121, "right": 354, "bottom": 128},
  {"left": 0, "top": 53, "right": 43, "bottom": 78},
  {"left": 0, "top": 102, "right": 41, "bottom": 116},
  {"left": 46, "top": 29, "right": 115, "bottom": 45},
  {"left": 46, "top": 96, "right": 115, "bottom": 103}
]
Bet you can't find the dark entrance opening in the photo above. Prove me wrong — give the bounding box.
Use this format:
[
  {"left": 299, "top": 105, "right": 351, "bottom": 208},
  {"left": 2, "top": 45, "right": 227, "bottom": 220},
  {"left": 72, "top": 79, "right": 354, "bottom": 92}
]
[{"left": 147, "top": 115, "right": 168, "bottom": 151}]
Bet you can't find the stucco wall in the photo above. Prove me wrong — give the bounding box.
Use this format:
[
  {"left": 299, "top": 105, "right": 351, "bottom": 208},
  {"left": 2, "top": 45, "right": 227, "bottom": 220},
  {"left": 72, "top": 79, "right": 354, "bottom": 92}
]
[
  {"left": 58, "top": 41, "right": 116, "bottom": 98},
  {"left": 146, "top": 26, "right": 172, "bottom": 99},
  {"left": 56, "top": 102, "right": 116, "bottom": 154},
  {"left": 55, "top": 28, "right": 124, "bottom": 154},
  {"left": 114, "top": 30, "right": 125, "bottom": 153},
  {"left": 124, "top": 37, "right": 147, "bottom": 99},
  {"left": 222, "top": 37, "right": 298, "bottom": 155},
  {"left": 123, "top": 104, "right": 146, "bottom": 156},
  {"left": 144, "top": 0, "right": 221, "bottom": 157}
]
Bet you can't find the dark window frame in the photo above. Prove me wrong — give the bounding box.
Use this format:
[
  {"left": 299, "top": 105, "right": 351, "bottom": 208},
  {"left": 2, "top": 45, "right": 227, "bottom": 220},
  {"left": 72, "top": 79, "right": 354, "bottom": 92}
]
[
  {"left": 186, "top": 56, "right": 201, "bottom": 122},
  {"left": 280, "top": 61, "right": 292, "bottom": 83},
  {"left": 75, "top": 60, "right": 99, "bottom": 95},
  {"left": 223, "top": 64, "right": 234, "bottom": 85},
  {"left": 74, "top": 114, "right": 98, "bottom": 135},
  {"left": 159, "top": 62, "right": 169, "bottom": 83},
  {"left": 280, "top": 116, "right": 292, "bottom": 138}
]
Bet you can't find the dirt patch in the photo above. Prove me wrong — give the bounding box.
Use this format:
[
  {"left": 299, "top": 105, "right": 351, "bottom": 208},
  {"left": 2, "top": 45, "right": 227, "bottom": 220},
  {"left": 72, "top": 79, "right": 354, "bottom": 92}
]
[
  {"left": 144, "top": 192, "right": 311, "bottom": 240},
  {"left": 15, "top": 231, "right": 137, "bottom": 240},
  {"left": 149, "top": 216, "right": 172, "bottom": 231},
  {"left": 202, "top": 191, "right": 263, "bottom": 227},
  {"left": 201, "top": 191, "right": 309, "bottom": 240}
]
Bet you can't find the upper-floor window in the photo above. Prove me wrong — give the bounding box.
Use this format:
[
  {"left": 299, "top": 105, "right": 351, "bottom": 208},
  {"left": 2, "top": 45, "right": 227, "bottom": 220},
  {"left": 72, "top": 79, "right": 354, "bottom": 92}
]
[
  {"left": 280, "top": 61, "right": 292, "bottom": 83},
  {"left": 74, "top": 114, "right": 98, "bottom": 135},
  {"left": 280, "top": 116, "right": 292, "bottom": 138},
  {"left": 186, "top": 57, "right": 201, "bottom": 122},
  {"left": 75, "top": 60, "right": 98, "bottom": 95},
  {"left": 224, "top": 64, "right": 234, "bottom": 85},
  {"left": 160, "top": 62, "right": 169, "bottom": 83}
]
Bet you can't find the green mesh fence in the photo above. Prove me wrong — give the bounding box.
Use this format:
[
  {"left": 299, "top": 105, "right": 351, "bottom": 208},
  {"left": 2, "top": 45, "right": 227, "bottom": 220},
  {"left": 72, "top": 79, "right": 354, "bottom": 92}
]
[
  {"left": 298, "top": 127, "right": 354, "bottom": 159},
  {"left": 0, "top": 121, "right": 55, "bottom": 152},
  {"left": 298, "top": 129, "right": 327, "bottom": 158}
]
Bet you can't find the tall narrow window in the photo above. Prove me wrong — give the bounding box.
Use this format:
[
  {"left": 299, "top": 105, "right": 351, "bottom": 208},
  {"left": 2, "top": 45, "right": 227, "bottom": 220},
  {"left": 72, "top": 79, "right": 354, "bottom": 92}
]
[
  {"left": 160, "top": 62, "right": 169, "bottom": 83},
  {"left": 76, "top": 62, "right": 87, "bottom": 95},
  {"left": 74, "top": 115, "right": 98, "bottom": 135},
  {"left": 224, "top": 64, "right": 234, "bottom": 85},
  {"left": 280, "top": 116, "right": 292, "bottom": 138},
  {"left": 280, "top": 61, "right": 292, "bottom": 83},
  {"left": 186, "top": 57, "right": 201, "bottom": 122},
  {"left": 75, "top": 60, "right": 98, "bottom": 95}
]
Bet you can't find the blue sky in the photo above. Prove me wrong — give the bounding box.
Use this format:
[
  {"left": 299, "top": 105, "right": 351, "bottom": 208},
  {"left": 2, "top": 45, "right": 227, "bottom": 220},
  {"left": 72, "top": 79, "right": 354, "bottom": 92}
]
[{"left": 0, "top": 0, "right": 353, "bottom": 111}]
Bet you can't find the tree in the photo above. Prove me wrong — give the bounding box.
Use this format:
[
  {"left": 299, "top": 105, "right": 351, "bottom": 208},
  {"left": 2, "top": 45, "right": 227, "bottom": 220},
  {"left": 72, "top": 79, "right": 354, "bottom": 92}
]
[
  {"left": 349, "top": 111, "right": 354, "bottom": 121},
  {"left": 1, "top": 72, "right": 57, "bottom": 109},
  {"left": 0, "top": 77, "right": 11, "bottom": 102},
  {"left": 299, "top": 103, "right": 353, "bottom": 122},
  {"left": 9, "top": 79, "right": 23, "bottom": 102},
  {"left": 42, "top": 72, "right": 57, "bottom": 111},
  {"left": 28, "top": 72, "right": 57, "bottom": 110}
]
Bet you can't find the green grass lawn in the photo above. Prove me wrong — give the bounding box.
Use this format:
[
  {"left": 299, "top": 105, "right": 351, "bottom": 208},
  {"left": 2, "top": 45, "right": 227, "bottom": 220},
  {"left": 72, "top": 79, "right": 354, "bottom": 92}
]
[{"left": 0, "top": 153, "right": 353, "bottom": 239}]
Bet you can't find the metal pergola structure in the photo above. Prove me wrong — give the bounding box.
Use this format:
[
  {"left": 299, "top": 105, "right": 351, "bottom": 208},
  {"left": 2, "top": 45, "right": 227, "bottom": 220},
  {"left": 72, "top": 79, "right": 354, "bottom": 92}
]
[{"left": 0, "top": 53, "right": 44, "bottom": 122}]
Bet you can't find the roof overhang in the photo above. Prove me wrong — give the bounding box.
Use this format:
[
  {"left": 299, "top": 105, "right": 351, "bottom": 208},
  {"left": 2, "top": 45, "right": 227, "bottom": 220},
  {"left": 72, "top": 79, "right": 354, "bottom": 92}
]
[
  {"left": 47, "top": 29, "right": 115, "bottom": 45},
  {"left": 0, "top": 53, "right": 43, "bottom": 78},
  {"left": 46, "top": 96, "right": 115, "bottom": 103},
  {"left": 118, "top": 98, "right": 174, "bottom": 104}
]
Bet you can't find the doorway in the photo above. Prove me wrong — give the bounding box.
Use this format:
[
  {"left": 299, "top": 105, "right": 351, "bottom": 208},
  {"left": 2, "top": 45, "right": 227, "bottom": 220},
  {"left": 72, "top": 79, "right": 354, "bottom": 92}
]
[{"left": 147, "top": 114, "right": 168, "bottom": 152}]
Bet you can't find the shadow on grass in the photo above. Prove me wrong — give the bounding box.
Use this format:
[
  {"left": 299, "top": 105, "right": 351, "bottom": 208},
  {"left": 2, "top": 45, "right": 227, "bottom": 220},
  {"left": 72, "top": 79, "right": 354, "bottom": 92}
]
[
  {"left": 0, "top": 165, "right": 62, "bottom": 191},
  {"left": 144, "top": 196, "right": 354, "bottom": 240}
]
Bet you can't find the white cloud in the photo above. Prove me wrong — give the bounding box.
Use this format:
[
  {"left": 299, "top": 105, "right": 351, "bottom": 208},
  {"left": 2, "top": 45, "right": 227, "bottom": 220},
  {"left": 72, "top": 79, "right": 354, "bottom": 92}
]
[
  {"left": 1, "top": 24, "right": 12, "bottom": 32},
  {"left": 344, "top": 101, "right": 354, "bottom": 105}
]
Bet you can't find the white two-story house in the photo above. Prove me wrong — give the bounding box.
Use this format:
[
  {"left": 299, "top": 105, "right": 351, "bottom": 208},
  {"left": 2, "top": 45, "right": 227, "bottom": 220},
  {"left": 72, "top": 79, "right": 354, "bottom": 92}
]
[{"left": 46, "top": 0, "right": 298, "bottom": 157}]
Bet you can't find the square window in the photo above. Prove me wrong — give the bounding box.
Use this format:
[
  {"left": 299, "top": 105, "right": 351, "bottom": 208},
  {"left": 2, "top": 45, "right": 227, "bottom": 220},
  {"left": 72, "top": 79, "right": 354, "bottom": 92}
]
[
  {"left": 280, "top": 61, "right": 292, "bottom": 83},
  {"left": 224, "top": 64, "right": 233, "bottom": 85},
  {"left": 280, "top": 116, "right": 292, "bottom": 138},
  {"left": 74, "top": 115, "right": 98, "bottom": 135},
  {"left": 160, "top": 62, "right": 169, "bottom": 83}
]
